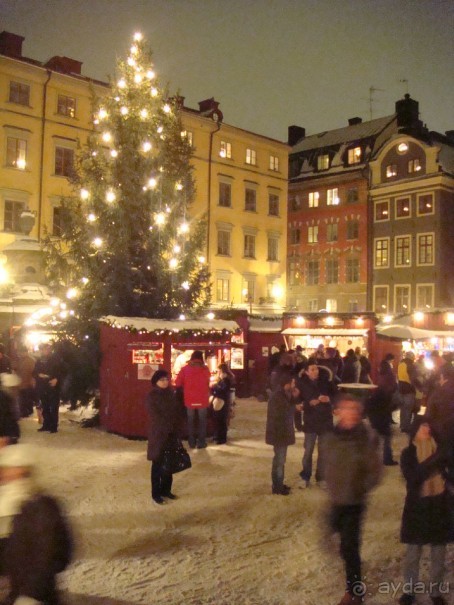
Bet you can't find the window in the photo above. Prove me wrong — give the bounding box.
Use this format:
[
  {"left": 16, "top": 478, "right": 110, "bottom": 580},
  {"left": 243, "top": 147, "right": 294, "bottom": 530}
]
[
  {"left": 246, "top": 148, "right": 256, "bottom": 165},
  {"left": 386, "top": 164, "right": 397, "bottom": 178},
  {"left": 348, "top": 300, "right": 359, "bottom": 313},
  {"left": 374, "top": 238, "right": 389, "bottom": 268},
  {"left": 347, "top": 187, "right": 359, "bottom": 203},
  {"left": 4, "top": 200, "right": 25, "bottom": 233},
  {"left": 219, "top": 182, "right": 231, "bottom": 207},
  {"left": 348, "top": 147, "right": 361, "bottom": 164},
  {"left": 326, "top": 258, "right": 339, "bottom": 284},
  {"left": 217, "top": 230, "right": 231, "bottom": 256},
  {"left": 244, "top": 234, "right": 256, "bottom": 258},
  {"left": 220, "top": 141, "right": 232, "bottom": 158},
  {"left": 288, "top": 259, "right": 301, "bottom": 286},
  {"left": 181, "top": 130, "right": 193, "bottom": 146},
  {"left": 242, "top": 278, "right": 255, "bottom": 302},
  {"left": 268, "top": 194, "right": 279, "bottom": 216},
  {"left": 267, "top": 237, "right": 279, "bottom": 261},
  {"left": 55, "top": 146, "right": 75, "bottom": 177},
  {"left": 326, "top": 223, "right": 338, "bottom": 242},
  {"left": 306, "top": 260, "right": 320, "bottom": 285},
  {"left": 396, "top": 197, "right": 411, "bottom": 219},
  {"left": 375, "top": 200, "right": 389, "bottom": 221},
  {"left": 269, "top": 155, "right": 279, "bottom": 171},
  {"left": 417, "top": 193, "right": 434, "bottom": 216},
  {"left": 373, "top": 286, "right": 389, "bottom": 313},
  {"left": 244, "top": 188, "right": 256, "bottom": 212},
  {"left": 308, "top": 225, "right": 318, "bottom": 243},
  {"left": 9, "top": 81, "right": 30, "bottom": 105},
  {"left": 346, "top": 258, "right": 360, "bottom": 283},
  {"left": 417, "top": 233, "right": 434, "bottom": 265},
  {"left": 6, "top": 137, "right": 27, "bottom": 169},
  {"left": 308, "top": 191, "right": 319, "bottom": 208},
  {"left": 289, "top": 195, "right": 302, "bottom": 212},
  {"left": 395, "top": 285, "right": 410, "bottom": 314},
  {"left": 308, "top": 299, "right": 318, "bottom": 312},
  {"left": 53, "top": 207, "right": 63, "bottom": 237},
  {"left": 395, "top": 236, "right": 411, "bottom": 267},
  {"left": 326, "top": 298, "right": 337, "bottom": 312},
  {"left": 327, "top": 188, "right": 339, "bottom": 206},
  {"left": 346, "top": 220, "right": 359, "bottom": 240},
  {"left": 408, "top": 158, "right": 421, "bottom": 173},
  {"left": 416, "top": 284, "right": 434, "bottom": 309},
  {"left": 289, "top": 228, "right": 301, "bottom": 245},
  {"left": 216, "top": 278, "right": 230, "bottom": 302},
  {"left": 57, "top": 94, "right": 76, "bottom": 117},
  {"left": 317, "top": 154, "right": 330, "bottom": 170}
]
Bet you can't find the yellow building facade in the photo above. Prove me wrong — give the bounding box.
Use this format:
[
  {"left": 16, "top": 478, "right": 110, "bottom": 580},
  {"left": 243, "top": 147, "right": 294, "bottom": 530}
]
[{"left": 0, "top": 32, "right": 288, "bottom": 314}]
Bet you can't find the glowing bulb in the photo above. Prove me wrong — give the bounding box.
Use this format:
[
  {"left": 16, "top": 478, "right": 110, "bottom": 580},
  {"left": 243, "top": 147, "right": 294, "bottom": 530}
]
[
  {"left": 134, "top": 73, "right": 143, "bottom": 84},
  {"left": 140, "top": 109, "right": 149, "bottom": 119},
  {"left": 157, "top": 126, "right": 163, "bottom": 133},
  {"left": 110, "top": 149, "right": 118, "bottom": 158},
  {"left": 102, "top": 132, "right": 112, "bottom": 143},
  {"left": 50, "top": 298, "right": 59, "bottom": 307},
  {"left": 198, "top": 256, "right": 206, "bottom": 264},
  {"left": 163, "top": 104, "right": 171, "bottom": 113},
  {"left": 182, "top": 281, "right": 190, "bottom": 290},
  {"left": 66, "top": 288, "right": 78, "bottom": 299},
  {"left": 81, "top": 277, "right": 89, "bottom": 284},
  {"left": 98, "top": 108, "right": 108, "bottom": 120},
  {"left": 271, "top": 284, "right": 283, "bottom": 299},
  {"left": 151, "top": 87, "right": 158, "bottom": 97},
  {"left": 169, "top": 258, "right": 178, "bottom": 269},
  {"left": 206, "top": 312, "right": 215, "bottom": 320},
  {"left": 16, "top": 158, "right": 26, "bottom": 170},
  {"left": 295, "top": 315, "right": 305, "bottom": 325},
  {"left": 148, "top": 177, "right": 157, "bottom": 189},
  {"left": 93, "top": 237, "right": 103, "bottom": 248},
  {"left": 179, "top": 314, "right": 186, "bottom": 320},
  {"left": 175, "top": 182, "right": 183, "bottom": 191},
  {"left": 118, "top": 79, "right": 126, "bottom": 89},
  {"left": 173, "top": 245, "right": 181, "bottom": 253},
  {"left": 59, "top": 310, "right": 68, "bottom": 319},
  {"left": 106, "top": 190, "right": 116, "bottom": 203},
  {"left": 178, "top": 222, "right": 189, "bottom": 234},
  {"left": 414, "top": 311, "right": 424, "bottom": 321},
  {"left": 120, "top": 106, "right": 129, "bottom": 116},
  {"left": 127, "top": 57, "right": 136, "bottom": 67},
  {"left": 80, "top": 188, "right": 89, "bottom": 200},
  {"left": 155, "top": 212, "right": 166, "bottom": 225},
  {"left": 142, "top": 141, "right": 152, "bottom": 152},
  {"left": 0, "top": 267, "right": 9, "bottom": 284},
  {"left": 146, "top": 70, "right": 155, "bottom": 80},
  {"left": 87, "top": 213, "right": 96, "bottom": 222},
  {"left": 130, "top": 45, "right": 138, "bottom": 55},
  {"left": 133, "top": 32, "right": 143, "bottom": 41}
]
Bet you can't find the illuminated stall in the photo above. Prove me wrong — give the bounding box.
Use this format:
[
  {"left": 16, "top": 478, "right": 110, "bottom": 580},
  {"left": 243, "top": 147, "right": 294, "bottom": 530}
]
[{"left": 99, "top": 315, "right": 243, "bottom": 438}]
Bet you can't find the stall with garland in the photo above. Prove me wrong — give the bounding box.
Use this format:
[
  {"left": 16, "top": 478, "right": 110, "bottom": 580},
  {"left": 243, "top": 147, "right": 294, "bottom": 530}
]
[{"left": 99, "top": 316, "right": 244, "bottom": 438}]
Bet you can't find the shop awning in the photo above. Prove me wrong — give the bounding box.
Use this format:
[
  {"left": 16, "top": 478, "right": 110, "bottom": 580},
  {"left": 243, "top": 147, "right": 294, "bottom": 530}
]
[
  {"left": 376, "top": 324, "right": 454, "bottom": 340},
  {"left": 282, "top": 328, "right": 368, "bottom": 336}
]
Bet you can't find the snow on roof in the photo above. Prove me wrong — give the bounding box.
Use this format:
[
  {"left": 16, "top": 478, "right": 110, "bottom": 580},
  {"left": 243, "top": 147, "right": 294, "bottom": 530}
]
[
  {"left": 291, "top": 115, "right": 396, "bottom": 153},
  {"left": 100, "top": 315, "right": 240, "bottom": 333},
  {"left": 249, "top": 318, "right": 282, "bottom": 333},
  {"left": 282, "top": 328, "right": 368, "bottom": 336}
]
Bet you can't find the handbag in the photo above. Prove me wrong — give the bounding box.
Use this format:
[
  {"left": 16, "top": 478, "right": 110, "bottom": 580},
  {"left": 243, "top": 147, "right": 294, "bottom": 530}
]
[
  {"left": 161, "top": 436, "right": 192, "bottom": 474},
  {"left": 210, "top": 395, "right": 225, "bottom": 411}
]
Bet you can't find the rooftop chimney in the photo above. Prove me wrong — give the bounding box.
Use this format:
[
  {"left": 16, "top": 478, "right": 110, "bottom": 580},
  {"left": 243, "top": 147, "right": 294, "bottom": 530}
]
[
  {"left": 44, "top": 56, "right": 82, "bottom": 75},
  {"left": 348, "top": 117, "right": 362, "bottom": 126},
  {"left": 198, "top": 98, "right": 223, "bottom": 122},
  {"left": 0, "top": 31, "right": 24, "bottom": 58},
  {"left": 395, "top": 94, "right": 422, "bottom": 131},
  {"left": 288, "top": 125, "right": 306, "bottom": 146},
  {"left": 445, "top": 130, "right": 454, "bottom": 142}
]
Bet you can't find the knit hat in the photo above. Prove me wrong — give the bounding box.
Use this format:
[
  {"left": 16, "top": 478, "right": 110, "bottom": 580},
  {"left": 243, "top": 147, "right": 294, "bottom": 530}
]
[
  {"left": 0, "top": 444, "right": 35, "bottom": 469},
  {"left": 151, "top": 370, "right": 169, "bottom": 386}
]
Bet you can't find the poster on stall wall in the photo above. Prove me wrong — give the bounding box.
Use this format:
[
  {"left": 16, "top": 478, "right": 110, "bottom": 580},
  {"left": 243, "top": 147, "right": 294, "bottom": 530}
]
[
  {"left": 230, "top": 347, "right": 244, "bottom": 369},
  {"left": 138, "top": 364, "right": 159, "bottom": 380}
]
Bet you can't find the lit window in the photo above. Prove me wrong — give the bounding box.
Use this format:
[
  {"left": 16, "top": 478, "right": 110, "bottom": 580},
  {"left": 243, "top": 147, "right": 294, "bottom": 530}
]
[
  {"left": 267, "top": 237, "right": 279, "bottom": 261},
  {"left": 386, "top": 164, "right": 397, "bottom": 178},
  {"left": 374, "top": 286, "right": 388, "bottom": 312},
  {"left": 216, "top": 278, "right": 230, "bottom": 302},
  {"left": 9, "top": 81, "right": 30, "bottom": 105},
  {"left": 244, "top": 188, "right": 256, "bottom": 212},
  {"left": 308, "top": 191, "right": 319, "bottom": 208},
  {"left": 417, "top": 193, "right": 434, "bottom": 215},
  {"left": 326, "top": 298, "right": 337, "bottom": 312},
  {"left": 220, "top": 141, "right": 232, "bottom": 158},
  {"left": 408, "top": 158, "right": 421, "bottom": 173},
  {"left": 219, "top": 182, "right": 231, "bottom": 207},
  {"left": 317, "top": 154, "right": 330, "bottom": 170},
  {"left": 417, "top": 233, "right": 434, "bottom": 265},
  {"left": 374, "top": 239, "right": 389, "bottom": 268},
  {"left": 6, "top": 137, "right": 27, "bottom": 169},
  {"left": 395, "top": 236, "right": 411, "bottom": 267},
  {"left": 269, "top": 155, "right": 279, "bottom": 171},
  {"left": 396, "top": 197, "right": 411, "bottom": 218},
  {"left": 288, "top": 258, "right": 301, "bottom": 286},
  {"left": 416, "top": 284, "right": 434, "bottom": 309},
  {"left": 348, "top": 147, "right": 361, "bottom": 164},
  {"left": 182, "top": 130, "right": 193, "bottom": 146},
  {"left": 217, "top": 230, "right": 231, "bottom": 256},
  {"left": 57, "top": 94, "right": 76, "bottom": 117},
  {"left": 55, "top": 146, "right": 75, "bottom": 177},
  {"left": 326, "top": 223, "right": 338, "bottom": 242},
  {"left": 246, "top": 148, "right": 256, "bottom": 165},
  {"left": 242, "top": 278, "right": 255, "bottom": 302},
  {"left": 244, "top": 234, "right": 256, "bottom": 258},
  {"left": 327, "top": 188, "right": 339, "bottom": 206},
  {"left": 375, "top": 201, "right": 389, "bottom": 221},
  {"left": 4, "top": 200, "right": 26, "bottom": 233},
  {"left": 308, "top": 225, "right": 318, "bottom": 243},
  {"left": 268, "top": 194, "right": 279, "bottom": 216}
]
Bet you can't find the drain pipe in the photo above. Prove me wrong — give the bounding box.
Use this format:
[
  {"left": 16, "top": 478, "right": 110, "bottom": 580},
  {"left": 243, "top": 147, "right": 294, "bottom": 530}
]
[
  {"left": 206, "top": 119, "right": 221, "bottom": 263},
  {"left": 38, "top": 69, "right": 52, "bottom": 242}
]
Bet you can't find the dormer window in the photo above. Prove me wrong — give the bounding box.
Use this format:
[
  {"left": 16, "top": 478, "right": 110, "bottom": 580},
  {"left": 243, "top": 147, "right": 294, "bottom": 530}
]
[
  {"left": 408, "top": 158, "right": 421, "bottom": 173},
  {"left": 348, "top": 147, "right": 361, "bottom": 165},
  {"left": 386, "top": 164, "right": 397, "bottom": 178},
  {"left": 317, "top": 154, "right": 330, "bottom": 170}
]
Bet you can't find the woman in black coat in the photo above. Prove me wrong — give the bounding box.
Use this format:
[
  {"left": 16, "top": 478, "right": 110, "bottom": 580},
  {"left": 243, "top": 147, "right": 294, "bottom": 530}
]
[
  {"left": 145, "top": 370, "right": 180, "bottom": 505},
  {"left": 398, "top": 416, "right": 452, "bottom": 605},
  {"left": 211, "top": 363, "right": 235, "bottom": 444}
]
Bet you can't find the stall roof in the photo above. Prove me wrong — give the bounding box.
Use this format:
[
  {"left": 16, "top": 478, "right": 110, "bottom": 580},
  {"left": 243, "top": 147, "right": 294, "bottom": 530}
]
[
  {"left": 249, "top": 318, "right": 282, "bottom": 333},
  {"left": 100, "top": 315, "right": 240, "bottom": 333},
  {"left": 376, "top": 324, "right": 454, "bottom": 340},
  {"left": 282, "top": 328, "right": 368, "bottom": 336}
]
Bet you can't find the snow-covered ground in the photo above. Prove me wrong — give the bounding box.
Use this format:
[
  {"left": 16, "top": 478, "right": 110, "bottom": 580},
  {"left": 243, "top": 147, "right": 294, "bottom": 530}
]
[{"left": 2, "top": 399, "right": 453, "bottom": 605}]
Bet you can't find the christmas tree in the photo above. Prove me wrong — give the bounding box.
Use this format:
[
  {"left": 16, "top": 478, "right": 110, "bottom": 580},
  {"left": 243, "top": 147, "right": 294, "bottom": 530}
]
[{"left": 44, "top": 32, "right": 210, "bottom": 339}]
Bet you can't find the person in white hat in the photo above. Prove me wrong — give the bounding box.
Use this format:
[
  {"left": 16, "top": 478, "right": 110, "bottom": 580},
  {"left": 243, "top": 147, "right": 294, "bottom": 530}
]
[{"left": 0, "top": 445, "right": 72, "bottom": 605}]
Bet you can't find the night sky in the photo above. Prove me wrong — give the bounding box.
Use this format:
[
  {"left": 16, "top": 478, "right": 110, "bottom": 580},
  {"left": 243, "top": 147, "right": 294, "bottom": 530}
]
[{"left": 1, "top": 0, "right": 453, "bottom": 142}]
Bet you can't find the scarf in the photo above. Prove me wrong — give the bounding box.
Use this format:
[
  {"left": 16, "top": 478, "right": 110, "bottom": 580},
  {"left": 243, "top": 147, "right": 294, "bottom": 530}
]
[{"left": 415, "top": 437, "right": 445, "bottom": 497}]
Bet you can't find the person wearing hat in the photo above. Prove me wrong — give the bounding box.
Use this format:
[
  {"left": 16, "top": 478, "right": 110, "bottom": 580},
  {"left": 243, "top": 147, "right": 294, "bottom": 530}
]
[
  {"left": 0, "top": 444, "right": 73, "bottom": 604},
  {"left": 398, "top": 416, "right": 452, "bottom": 605},
  {"left": 175, "top": 351, "right": 211, "bottom": 449},
  {"left": 146, "top": 370, "right": 181, "bottom": 505}
]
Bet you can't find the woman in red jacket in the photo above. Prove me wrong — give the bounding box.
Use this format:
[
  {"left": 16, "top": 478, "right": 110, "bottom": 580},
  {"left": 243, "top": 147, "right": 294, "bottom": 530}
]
[{"left": 175, "top": 351, "right": 211, "bottom": 449}]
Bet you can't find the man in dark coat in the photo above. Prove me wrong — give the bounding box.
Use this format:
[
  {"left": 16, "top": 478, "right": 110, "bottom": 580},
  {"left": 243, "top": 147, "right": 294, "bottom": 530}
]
[
  {"left": 33, "top": 343, "right": 65, "bottom": 434},
  {"left": 265, "top": 374, "right": 301, "bottom": 495},
  {"left": 0, "top": 389, "right": 20, "bottom": 447},
  {"left": 324, "top": 394, "right": 382, "bottom": 605},
  {"left": 296, "top": 361, "right": 336, "bottom": 488}
]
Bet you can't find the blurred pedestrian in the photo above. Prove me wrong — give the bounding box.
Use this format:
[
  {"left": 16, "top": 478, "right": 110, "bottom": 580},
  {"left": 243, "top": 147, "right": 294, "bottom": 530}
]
[
  {"left": 33, "top": 343, "right": 64, "bottom": 434},
  {"left": 398, "top": 352, "right": 420, "bottom": 433},
  {"left": 398, "top": 416, "right": 452, "bottom": 605},
  {"left": 341, "top": 349, "right": 361, "bottom": 384},
  {"left": 0, "top": 444, "right": 73, "bottom": 605},
  {"left": 145, "top": 370, "right": 181, "bottom": 505},
  {"left": 13, "top": 344, "right": 36, "bottom": 418},
  {"left": 324, "top": 394, "right": 382, "bottom": 605}
]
